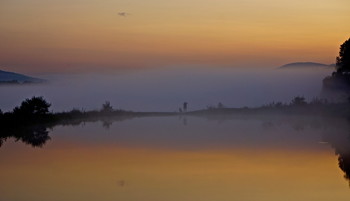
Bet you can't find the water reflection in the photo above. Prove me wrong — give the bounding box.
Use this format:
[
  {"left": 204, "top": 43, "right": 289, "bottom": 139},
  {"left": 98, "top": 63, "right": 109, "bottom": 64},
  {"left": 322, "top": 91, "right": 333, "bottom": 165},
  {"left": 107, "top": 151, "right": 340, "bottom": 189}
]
[
  {"left": 102, "top": 119, "right": 113, "bottom": 129},
  {"left": 322, "top": 120, "right": 350, "bottom": 185},
  {"left": 2, "top": 114, "right": 350, "bottom": 189},
  {"left": 0, "top": 125, "right": 51, "bottom": 147},
  {"left": 0, "top": 114, "right": 134, "bottom": 147},
  {"left": 338, "top": 148, "right": 350, "bottom": 185}
]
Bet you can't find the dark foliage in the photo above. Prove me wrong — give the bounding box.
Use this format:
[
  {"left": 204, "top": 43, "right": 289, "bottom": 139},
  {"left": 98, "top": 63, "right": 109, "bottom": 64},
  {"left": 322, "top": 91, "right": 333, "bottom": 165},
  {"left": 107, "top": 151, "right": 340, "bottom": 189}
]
[
  {"left": 13, "top": 96, "right": 51, "bottom": 116},
  {"left": 336, "top": 38, "right": 350, "bottom": 74},
  {"left": 0, "top": 97, "right": 134, "bottom": 147},
  {"left": 0, "top": 97, "right": 53, "bottom": 147},
  {"left": 1, "top": 96, "right": 350, "bottom": 149},
  {"left": 101, "top": 101, "right": 113, "bottom": 113},
  {"left": 0, "top": 97, "right": 54, "bottom": 127},
  {"left": 290, "top": 96, "right": 307, "bottom": 106},
  {"left": 322, "top": 37, "right": 350, "bottom": 102},
  {"left": 338, "top": 152, "right": 350, "bottom": 184}
]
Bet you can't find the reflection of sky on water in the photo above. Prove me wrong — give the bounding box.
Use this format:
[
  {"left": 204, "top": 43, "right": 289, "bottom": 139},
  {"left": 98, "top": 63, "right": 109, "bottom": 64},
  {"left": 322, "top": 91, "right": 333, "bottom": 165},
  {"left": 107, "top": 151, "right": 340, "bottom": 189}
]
[
  {"left": 48, "top": 115, "right": 339, "bottom": 151},
  {"left": 1, "top": 115, "right": 350, "bottom": 201}
]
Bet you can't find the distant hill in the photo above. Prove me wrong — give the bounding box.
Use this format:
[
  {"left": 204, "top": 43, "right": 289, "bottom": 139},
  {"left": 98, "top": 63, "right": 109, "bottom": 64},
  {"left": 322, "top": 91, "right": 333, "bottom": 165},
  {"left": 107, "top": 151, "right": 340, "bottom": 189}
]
[
  {"left": 278, "top": 62, "right": 335, "bottom": 69},
  {"left": 0, "top": 70, "right": 46, "bottom": 85}
]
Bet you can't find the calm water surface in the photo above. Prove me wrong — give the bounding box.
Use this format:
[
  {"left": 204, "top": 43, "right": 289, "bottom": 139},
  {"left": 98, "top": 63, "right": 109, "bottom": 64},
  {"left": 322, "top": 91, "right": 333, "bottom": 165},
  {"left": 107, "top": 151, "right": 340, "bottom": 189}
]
[{"left": 1, "top": 115, "right": 350, "bottom": 201}]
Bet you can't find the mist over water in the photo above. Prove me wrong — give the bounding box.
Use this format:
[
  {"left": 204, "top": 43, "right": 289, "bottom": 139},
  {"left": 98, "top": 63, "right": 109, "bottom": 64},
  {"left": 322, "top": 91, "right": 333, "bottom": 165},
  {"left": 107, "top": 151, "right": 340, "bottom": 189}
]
[
  {"left": 0, "top": 66, "right": 332, "bottom": 112},
  {"left": 1, "top": 0, "right": 348, "bottom": 199},
  {"left": 2, "top": 64, "right": 350, "bottom": 201}
]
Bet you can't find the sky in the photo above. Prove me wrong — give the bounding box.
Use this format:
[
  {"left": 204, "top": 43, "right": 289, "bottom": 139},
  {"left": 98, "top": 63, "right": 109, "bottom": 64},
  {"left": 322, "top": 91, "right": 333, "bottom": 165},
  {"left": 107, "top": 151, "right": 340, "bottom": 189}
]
[{"left": 1, "top": 0, "right": 350, "bottom": 73}]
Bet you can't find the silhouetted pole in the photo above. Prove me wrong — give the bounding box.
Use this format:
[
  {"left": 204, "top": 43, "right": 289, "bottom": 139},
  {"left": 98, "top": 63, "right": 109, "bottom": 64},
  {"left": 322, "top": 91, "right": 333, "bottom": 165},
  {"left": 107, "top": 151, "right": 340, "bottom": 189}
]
[{"left": 183, "top": 102, "right": 188, "bottom": 112}]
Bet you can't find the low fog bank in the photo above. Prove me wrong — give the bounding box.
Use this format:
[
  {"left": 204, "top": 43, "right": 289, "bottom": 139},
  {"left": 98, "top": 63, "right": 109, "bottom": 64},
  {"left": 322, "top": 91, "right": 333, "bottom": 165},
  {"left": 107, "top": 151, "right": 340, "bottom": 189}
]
[{"left": 0, "top": 66, "right": 332, "bottom": 112}]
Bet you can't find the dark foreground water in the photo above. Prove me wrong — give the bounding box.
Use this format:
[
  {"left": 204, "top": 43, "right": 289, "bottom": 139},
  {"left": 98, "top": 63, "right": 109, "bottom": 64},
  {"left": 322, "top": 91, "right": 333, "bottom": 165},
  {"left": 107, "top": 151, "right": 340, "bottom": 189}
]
[{"left": 1, "top": 114, "right": 350, "bottom": 201}]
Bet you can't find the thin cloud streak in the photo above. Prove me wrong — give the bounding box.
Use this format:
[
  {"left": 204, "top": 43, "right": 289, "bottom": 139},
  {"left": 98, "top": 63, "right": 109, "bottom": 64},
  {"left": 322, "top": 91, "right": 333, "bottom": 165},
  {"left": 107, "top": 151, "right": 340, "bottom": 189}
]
[{"left": 118, "top": 12, "right": 130, "bottom": 17}]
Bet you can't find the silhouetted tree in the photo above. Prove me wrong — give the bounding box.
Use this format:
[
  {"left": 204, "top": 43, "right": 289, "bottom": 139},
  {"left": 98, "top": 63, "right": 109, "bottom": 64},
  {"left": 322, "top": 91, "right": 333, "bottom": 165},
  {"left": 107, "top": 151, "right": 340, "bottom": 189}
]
[
  {"left": 101, "top": 101, "right": 113, "bottom": 113},
  {"left": 336, "top": 38, "right": 350, "bottom": 74},
  {"left": 13, "top": 96, "right": 51, "bottom": 117},
  {"left": 291, "top": 96, "right": 307, "bottom": 106}
]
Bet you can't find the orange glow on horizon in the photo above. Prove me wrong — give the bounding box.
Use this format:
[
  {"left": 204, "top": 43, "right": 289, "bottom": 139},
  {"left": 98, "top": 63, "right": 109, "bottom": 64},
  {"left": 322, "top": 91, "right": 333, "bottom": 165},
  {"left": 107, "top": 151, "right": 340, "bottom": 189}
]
[{"left": 0, "top": 0, "right": 349, "bottom": 73}]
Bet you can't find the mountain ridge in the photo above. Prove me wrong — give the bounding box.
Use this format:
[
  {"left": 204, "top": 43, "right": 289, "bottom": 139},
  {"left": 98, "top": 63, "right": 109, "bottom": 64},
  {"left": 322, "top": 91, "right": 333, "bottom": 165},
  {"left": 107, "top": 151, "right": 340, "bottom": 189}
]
[
  {"left": 0, "top": 69, "right": 46, "bottom": 84},
  {"left": 278, "top": 62, "right": 335, "bottom": 69}
]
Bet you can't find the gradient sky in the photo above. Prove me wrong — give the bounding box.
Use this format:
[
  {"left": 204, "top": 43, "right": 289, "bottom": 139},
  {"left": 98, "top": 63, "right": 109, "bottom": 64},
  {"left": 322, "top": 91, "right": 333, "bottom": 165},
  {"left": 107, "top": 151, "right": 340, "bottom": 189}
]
[{"left": 1, "top": 0, "right": 349, "bottom": 73}]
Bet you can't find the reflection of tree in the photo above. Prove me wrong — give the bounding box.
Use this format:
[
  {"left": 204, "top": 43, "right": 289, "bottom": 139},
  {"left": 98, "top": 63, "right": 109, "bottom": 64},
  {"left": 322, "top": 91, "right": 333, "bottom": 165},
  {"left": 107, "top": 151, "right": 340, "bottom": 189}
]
[
  {"left": 327, "top": 132, "right": 350, "bottom": 186},
  {"left": 200, "top": 113, "right": 350, "bottom": 186},
  {"left": 102, "top": 119, "right": 113, "bottom": 129},
  {"left": 319, "top": 118, "right": 350, "bottom": 186},
  {"left": 0, "top": 125, "right": 51, "bottom": 148},
  {"left": 0, "top": 96, "right": 53, "bottom": 148},
  {"left": 2, "top": 96, "right": 350, "bottom": 189},
  {"left": 19, "top": 126, "right": 51, "bottom": 147},
  {"left": 0, "top": 110, "right": 137, "bottom": 147},
  {"left": 337, "top": 150, "right": 350, "bottom": 184},
  {"left": 183, "top": 117, "right": 187, "bottom": 126}
]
